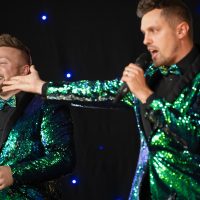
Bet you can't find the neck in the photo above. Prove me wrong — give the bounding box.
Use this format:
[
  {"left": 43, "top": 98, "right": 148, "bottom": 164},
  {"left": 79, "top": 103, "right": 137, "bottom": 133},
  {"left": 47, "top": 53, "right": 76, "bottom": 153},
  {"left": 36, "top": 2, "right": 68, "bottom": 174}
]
[{"left": 175, "top": 39, "right": 193, "bottom": 63}]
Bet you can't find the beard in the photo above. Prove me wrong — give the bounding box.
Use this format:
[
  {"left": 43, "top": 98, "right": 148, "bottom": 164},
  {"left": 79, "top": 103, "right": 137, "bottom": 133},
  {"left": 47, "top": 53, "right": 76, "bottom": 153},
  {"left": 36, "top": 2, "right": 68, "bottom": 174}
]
[
  {"left": 0, "top": 90, "right": 10, "bottom": 97},
  {"left": 153, "top": 53, "right": 172, "bottom": 67}
]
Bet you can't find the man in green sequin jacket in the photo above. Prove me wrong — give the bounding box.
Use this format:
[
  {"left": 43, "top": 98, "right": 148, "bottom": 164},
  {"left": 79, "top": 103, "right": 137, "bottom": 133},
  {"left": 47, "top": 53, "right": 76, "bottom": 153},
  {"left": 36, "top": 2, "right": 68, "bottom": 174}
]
[
  {"left": 2, "top": 0, "right": 200, "bottom": 199},
  {"left": 0, "top": 34, "right": 75, "bottom": 199}
]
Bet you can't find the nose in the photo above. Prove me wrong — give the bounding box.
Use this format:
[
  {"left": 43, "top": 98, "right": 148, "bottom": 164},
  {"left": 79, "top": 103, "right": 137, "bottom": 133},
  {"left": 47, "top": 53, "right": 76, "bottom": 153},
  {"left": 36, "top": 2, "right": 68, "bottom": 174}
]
[{"left": 143, "top": 33, "right": 152, "bottom": 46}]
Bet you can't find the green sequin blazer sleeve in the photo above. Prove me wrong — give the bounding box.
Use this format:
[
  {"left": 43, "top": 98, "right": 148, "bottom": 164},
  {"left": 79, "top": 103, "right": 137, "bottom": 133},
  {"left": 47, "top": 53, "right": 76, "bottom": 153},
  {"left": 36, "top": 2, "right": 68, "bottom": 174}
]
[{"left": 45, "top": 79, "right": 134, "bottom": 106}]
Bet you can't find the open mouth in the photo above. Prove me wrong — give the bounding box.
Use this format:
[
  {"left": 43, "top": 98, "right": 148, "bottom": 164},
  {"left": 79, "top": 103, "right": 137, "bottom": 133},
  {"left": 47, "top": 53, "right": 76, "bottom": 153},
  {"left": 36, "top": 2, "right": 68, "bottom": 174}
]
[{"left": 148, "top": 48, "right": 159, "bottom": 60}]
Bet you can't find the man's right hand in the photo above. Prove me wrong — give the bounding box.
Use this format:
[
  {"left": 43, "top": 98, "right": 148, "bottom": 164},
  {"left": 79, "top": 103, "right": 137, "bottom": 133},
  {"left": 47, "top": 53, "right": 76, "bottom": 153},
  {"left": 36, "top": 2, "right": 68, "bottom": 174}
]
[
  {"left": 121, "top": 63, "right": 153, "bottom": 103},
  {"left": 2, "top": 65, "right": 46, "bottom": 95}
]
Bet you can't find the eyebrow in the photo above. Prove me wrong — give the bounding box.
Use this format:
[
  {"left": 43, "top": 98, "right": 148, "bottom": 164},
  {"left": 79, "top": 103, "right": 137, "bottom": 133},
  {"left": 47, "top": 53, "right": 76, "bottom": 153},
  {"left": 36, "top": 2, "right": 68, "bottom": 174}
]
[{"left": 0, "top": 57, "right": 11, "bottom": 61}]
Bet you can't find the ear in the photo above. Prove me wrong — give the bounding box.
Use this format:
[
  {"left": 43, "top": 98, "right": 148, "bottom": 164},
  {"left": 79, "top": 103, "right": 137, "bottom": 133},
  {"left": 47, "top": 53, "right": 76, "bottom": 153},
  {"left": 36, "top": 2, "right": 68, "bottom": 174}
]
[
  {"left": 176, "top": 21, "right": 190, "bottom": 39},
  {"left": 21, "top": 65, "right": 30, "bottom": 75}
]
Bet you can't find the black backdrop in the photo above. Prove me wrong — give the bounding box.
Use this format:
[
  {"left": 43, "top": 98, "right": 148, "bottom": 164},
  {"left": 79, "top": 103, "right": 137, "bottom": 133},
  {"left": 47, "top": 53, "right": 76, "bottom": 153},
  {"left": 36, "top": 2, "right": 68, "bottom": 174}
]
[{"left": 0, "top": 1, "right": 199, "bottom": 200}]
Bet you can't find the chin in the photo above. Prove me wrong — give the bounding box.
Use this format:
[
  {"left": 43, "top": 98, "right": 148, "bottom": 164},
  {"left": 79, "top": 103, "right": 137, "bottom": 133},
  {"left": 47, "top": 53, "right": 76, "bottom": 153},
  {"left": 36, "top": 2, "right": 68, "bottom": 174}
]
[
  {"left": 153, "top": 57, "right": 169, "bottom": 67},
  {"left": 0, "top": 91, "right": 9, "bottom": 97},
  {"left": 153, "top": 60, "right": 162, "bottom": 67}
]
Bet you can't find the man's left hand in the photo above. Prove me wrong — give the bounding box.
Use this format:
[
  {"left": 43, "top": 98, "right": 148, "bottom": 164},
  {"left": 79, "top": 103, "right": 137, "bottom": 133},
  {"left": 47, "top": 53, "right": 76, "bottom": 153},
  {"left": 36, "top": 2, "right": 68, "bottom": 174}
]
[{"left": 0, "top": 166, "right": 14, "bottom": 190}]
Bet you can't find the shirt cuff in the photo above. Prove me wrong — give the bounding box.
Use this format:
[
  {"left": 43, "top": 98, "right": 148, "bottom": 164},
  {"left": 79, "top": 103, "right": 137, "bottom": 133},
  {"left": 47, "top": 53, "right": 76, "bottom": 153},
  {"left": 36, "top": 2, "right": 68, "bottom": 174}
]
[
  {"left": 41, "top": 82, "right": 49, "bottom": 98},
  {"left": 145, "top": 93, "right": 158, "bottom": 106}
]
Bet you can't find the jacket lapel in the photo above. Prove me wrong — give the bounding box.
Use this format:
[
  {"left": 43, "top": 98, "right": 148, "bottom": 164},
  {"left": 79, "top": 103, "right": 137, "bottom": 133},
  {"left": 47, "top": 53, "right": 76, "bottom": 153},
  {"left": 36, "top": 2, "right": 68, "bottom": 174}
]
[{"left": 0, "top": 92, "right": 35, "bottom": 149}]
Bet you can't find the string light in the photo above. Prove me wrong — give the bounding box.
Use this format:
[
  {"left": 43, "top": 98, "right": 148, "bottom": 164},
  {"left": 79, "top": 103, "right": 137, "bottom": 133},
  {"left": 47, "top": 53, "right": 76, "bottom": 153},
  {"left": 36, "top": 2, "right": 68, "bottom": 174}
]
[
  {"left": 41, "top": 14, "right": 48, "bottom": 21},
  {"left": 98, "top": 145, "right": 105, "bottom": 151},
  {"left": 197, "top": 4, "right": 200, "bottom": 14},
  {"left": 72, "top": 179, "right": 77, "bottom": 184},
  {"left": 70, "top": 176, "right": 79, "bottom": 185},
  {"left": 115, "top": 196, "right": 124, "bottom": 200},
  {"left": 65, "top": 71, "right": 72, "bottom": 79}
]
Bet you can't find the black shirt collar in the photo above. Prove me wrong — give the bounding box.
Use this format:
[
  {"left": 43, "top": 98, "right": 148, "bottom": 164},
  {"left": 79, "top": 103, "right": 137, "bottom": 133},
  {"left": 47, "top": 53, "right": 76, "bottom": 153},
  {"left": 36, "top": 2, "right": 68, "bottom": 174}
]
[
  {"left": 16, "top": 92, "right": 26, "bottom": 106},
  {"left": 176, "top": 45, "right": 200, "bottom": 74}
]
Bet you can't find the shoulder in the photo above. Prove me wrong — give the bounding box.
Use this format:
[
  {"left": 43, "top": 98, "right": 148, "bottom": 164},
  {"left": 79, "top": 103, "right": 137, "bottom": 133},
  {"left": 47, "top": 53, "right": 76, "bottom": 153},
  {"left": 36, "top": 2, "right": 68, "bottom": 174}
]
[{"left": 42, "top": 99, "right": 71, "bottom": 117}]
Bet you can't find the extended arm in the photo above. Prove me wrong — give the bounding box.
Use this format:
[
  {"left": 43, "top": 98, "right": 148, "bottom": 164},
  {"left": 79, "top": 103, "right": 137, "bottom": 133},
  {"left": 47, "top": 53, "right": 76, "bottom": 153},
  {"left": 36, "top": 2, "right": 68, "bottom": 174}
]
[{"left": 3, "top": 65, "right": 134, "bottom": 106}]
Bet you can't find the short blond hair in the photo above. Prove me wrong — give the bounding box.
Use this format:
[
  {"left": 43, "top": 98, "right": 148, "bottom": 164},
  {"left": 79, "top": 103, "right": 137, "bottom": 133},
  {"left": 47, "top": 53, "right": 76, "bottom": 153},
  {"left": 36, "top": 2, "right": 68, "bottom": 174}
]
[
  {"left": 0, "top": 34, "right": 32, "bottom": 65},
  {"left": 137, "top": 0, "right": 193, "bottom": 39}
]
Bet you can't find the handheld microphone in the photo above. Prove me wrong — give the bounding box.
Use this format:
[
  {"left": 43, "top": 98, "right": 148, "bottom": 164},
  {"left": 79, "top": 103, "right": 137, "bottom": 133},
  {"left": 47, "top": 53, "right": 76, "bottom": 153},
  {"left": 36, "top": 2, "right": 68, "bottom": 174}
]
[{"left": 113, "top": 53, "right": 152, "bottom": 103}]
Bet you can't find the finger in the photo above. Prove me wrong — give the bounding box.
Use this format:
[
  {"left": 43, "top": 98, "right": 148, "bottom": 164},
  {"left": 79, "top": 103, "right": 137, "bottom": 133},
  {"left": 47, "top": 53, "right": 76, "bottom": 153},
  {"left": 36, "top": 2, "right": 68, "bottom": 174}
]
[
  {"left": 126, "top": 63, "right": 139, "bottom": 70},
  {"left": 126, "top": 65, "right": 143, "bottom": 73},
  {"left": 5, "top": 76, "right": 21, "bottom": 81},
  {"left": 2, "top": 85, "right": 19, "bottom": 92},
  {"left": 124, "top": 64, "right": 132, "bottom": 72},
  {"left": 122, "top": 70, "right": 129, "bottom": 77},
  {"left": 30, "top": 65, "right": 38, "bottom": 74},
  {"left": 3, "top": 80, "right": 18, "bottom": 85},
  {"left": 0, "top": 184, "right": 5, "bottom": 190},
  {"left": 0, "top": 177, "right": 4, "bottom": 188},
  {"left": 0, "top": 178, "right": 4, "bottom": 184},
  {"left": 30, "top": 65, "right": 35, "bottom": 71},
  {"left": 121, "top": 77, "right": 126, "bottom": 82},
  {"left": 121, "top": 75, "right": 132, "bottom": 83},
  {"left": 127, "top": 63, "right": 143, "bottom": 71}
]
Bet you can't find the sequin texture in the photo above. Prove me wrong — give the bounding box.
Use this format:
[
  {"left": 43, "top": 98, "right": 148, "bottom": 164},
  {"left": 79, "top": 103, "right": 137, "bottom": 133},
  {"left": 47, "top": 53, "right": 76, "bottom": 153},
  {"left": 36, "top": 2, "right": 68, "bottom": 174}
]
[
  {"left": 45, "top": 66, "right": 200, "bottom": 199},
  {"left": 0, "top": 94, "right": 75, "bottom": 199}
]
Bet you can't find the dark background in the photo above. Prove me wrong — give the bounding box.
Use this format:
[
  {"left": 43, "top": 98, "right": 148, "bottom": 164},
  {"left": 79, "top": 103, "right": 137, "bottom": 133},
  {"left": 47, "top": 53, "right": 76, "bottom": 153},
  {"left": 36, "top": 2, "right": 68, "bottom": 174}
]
[{"left": 0, "top": 1, "right": 199, "bottom": 200}]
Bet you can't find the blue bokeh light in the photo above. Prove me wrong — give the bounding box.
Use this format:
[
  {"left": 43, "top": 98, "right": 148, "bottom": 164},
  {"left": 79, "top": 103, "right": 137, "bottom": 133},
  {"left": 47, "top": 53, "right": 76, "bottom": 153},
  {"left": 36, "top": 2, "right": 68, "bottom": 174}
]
[
  {"left": 65, "top": 72, "right": 72, "bottom": 79},
  {"left": 98, "top": 145, "right": 105, "bottom": 151},
  {"left": 41, "top": 14, "right": 48, "bottom": 21},
  {"left": 115, "top": 196, "right": 123, "bottom": 200},
  {"left": 72, "top": 179, "right": 77, "bottom": 184},
  {"left": 196, "top": 5, "right": 200, "bottom": 14},
  {"left": 70, "top": 176, "right": 79, "bottom": 185}
]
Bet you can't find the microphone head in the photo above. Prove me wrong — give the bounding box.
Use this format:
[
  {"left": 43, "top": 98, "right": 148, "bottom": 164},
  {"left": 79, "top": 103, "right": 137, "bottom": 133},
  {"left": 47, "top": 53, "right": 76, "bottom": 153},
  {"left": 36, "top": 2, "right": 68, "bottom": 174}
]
[{"left": 135, "top": 52, "right": 152, "bottom": 71}]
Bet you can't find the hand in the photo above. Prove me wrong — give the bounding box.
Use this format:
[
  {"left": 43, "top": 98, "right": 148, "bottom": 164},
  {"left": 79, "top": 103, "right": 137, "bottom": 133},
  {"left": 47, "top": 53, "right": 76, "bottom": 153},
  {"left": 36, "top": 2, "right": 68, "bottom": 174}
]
[
  {"left": 121, "top": 63, "right": 153, "bottom": 103},
  {"left": 0, "top": 76, "right": 5, "bottom": 92},
  {"left": 0, "top": 166, "right": 14, "bottom": 190},
  {"left": 2, "top": 65, "right": 46, "bottom": 95}
]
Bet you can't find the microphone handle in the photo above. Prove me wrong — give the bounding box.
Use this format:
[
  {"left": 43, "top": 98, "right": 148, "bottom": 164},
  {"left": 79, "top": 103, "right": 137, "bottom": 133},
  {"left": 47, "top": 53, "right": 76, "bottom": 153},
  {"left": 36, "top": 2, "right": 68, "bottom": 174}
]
[{"left": 113, "top": 83, "right": 129, "bottom": 104}]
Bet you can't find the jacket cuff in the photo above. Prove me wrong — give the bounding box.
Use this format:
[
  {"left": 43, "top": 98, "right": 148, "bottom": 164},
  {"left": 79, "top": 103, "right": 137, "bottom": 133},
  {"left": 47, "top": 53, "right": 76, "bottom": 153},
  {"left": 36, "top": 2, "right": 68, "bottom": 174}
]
[{"left": 41, "top": 82, "right": 50, "bottom": 98}]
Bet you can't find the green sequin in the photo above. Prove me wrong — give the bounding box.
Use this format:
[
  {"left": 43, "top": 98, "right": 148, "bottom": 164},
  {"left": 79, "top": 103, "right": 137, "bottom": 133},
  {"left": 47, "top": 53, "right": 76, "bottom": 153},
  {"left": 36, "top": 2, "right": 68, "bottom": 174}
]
[
  {"left": 46, "top": 79, "right": 134, "bottom": 106},
  {"left": 45, "top": 69, "right": 200, "bottom": 199},
  {"left": 0, "top": 95, "right": 75, "bottom": 199},
  {"left": 148, "top": 73, "right": 200, "bottom": 199}
]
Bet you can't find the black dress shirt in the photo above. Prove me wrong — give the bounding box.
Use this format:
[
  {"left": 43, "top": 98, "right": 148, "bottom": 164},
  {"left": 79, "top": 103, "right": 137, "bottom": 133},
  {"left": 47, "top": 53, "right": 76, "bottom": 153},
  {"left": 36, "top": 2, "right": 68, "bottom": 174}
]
[
  {"left": 141, "top": 45, "right": 200, "bottom": 139},
  {"left": 0, "top": 93, "right": 23, "bottom": 138},
  {"left": 139, "top": 45, "right": 200, "bottom": 200}
]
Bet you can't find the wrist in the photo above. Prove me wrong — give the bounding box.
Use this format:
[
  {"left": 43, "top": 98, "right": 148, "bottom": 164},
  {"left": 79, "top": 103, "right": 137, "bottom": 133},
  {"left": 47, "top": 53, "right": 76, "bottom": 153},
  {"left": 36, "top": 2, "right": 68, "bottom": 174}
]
[
  {"left": 138, "top": 89, "right": 153, "bottom": 104},
  {"left": 36, "top": 80, "right": 46, "bottom": 95}
]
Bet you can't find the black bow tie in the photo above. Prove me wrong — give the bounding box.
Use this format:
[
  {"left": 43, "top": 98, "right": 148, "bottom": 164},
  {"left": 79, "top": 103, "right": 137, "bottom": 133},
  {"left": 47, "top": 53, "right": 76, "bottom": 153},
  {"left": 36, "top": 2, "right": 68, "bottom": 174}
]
[
  {"left": 158, "top": 64, "right": 182, "bottom": 76},
  {"left": 0, "top": 96, "right": 16, "bottom": 110}
]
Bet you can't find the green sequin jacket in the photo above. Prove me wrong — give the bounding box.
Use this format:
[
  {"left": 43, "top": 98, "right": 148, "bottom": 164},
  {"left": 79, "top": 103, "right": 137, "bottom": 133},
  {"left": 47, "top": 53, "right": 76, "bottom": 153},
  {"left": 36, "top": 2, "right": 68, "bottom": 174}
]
[
  {"left": 43, "top": 53, "right": 200, "bottom": 200},
  {"left": 0, "top": 92, "right": 75, "bottom": 200}
]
